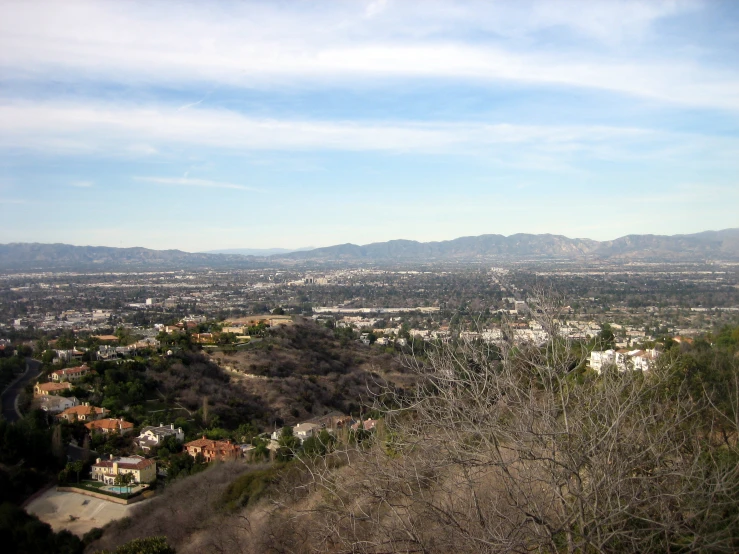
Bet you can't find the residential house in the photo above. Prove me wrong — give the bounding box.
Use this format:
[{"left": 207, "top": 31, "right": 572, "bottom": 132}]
[
  {"left": 97, "top": 345, "right": 137, "bottom": 360},
  {"left": 629, "top": 349, "right": 660, "bottom": 371},
  {"left": 34, "top": 381, "right": 72, "bottom": 396},
  {"left": 58, "top": 403, "right": 107, "bottom": 422},
  {"left": 589, "top": 349, "right": 660, "bottom": 374},
  {"left": 97, "top": 345, "right": 120, "bottom": 361},
  {"left": 51, "top": 364, "right": 92, "bottom": 383},
  {"left": 589, "top": 349, "right": 625, "bottom": 373},
  {"left": 54, "top": 349, "right": 84, "bottom": 363},
  {"left": 135, "top": 423, "right": 185, "bottom": 452},
  {"left": 38, "top": 395, "right": 79, "bottom": 414},
  {"left": 134, "top": 337, "right": 160, "bottom": 349},
  {"left": 85, "top": 418, "right": 134, "bottom": 435},
  {"left": 294, "top": 422, "right": 321, "bottom": 442},
  {"left": 221, "top": 326, "right": 246, "bottom": 335},
  {"left": 91, "top": 455, "right": 156, "bottom": 484},
  {"left": 351, "top": 418, "right": 379, "bottom": 432},
  {"left": 184, "top": 437, "right": 241, "bottom": 462}
]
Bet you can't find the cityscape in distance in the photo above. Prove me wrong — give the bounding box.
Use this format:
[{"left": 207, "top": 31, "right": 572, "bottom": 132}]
[{"left": 1, "top": 1, "right": 738, "bottom": 553}]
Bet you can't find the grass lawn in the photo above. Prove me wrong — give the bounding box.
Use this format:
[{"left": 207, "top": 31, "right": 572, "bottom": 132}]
[{"left": 81, "top": 480, "right": 105, "bottom": 489}]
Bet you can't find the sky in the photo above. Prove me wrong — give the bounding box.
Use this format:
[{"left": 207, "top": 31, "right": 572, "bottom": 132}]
[{"left": 0, "top": 0, "right": 738, "bottom": 251}]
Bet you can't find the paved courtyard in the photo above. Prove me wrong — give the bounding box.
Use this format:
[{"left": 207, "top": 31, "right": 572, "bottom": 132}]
[{"left": 26, "top": 488, "right": 142, "bottom": 537}]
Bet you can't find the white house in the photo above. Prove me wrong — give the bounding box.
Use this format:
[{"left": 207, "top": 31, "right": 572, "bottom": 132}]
[
  {"left": 135, "top": 423, "right": 185, "bottom": 452},
  {"left": 294, "top": 422, "right": 321, "bottom": 442},
  {"left": 589, "top": 349, "right": 659, "bottom": 373},
  {"left": 38, "top": 395, "right": 79, "bottom": 414}
]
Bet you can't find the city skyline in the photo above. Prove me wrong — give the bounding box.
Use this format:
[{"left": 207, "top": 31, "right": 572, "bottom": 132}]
[{"left": 1, "top": 0, "right": 738, "bottom": 250}]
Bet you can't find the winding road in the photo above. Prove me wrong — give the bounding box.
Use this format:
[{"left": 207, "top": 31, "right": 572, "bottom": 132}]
[{"left": 1, "top": 358, "right": 41, "bottom": 422}]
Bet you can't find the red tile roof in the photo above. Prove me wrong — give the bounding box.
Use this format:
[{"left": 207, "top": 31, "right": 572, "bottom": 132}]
[
  {"left": 36, "top": 382, "right": 72, "bottom": 392},
  {"left": 85, "top": 418, "right": 134, "bottom": 431}
]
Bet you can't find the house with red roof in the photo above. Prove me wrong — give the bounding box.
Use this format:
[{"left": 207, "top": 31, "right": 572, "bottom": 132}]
[
  {"left": 57, "top": 403, "right": 107, "bottom": 422},
  {"left": 185, "top": 436, "right": 241, "bottom": 462},
  {"left": 85, "top": 418, "right": 134, "bottom": 435},
  {"left": 51, "top": 364, "right": 93, "bottom": 383},
  {"left": 34, "top": 381, "right": 72, "bottom": 396}
]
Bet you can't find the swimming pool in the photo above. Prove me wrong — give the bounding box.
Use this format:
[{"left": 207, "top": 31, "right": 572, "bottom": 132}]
[{"left": 104, "top": 486, "right": 131, "bottom": 494}]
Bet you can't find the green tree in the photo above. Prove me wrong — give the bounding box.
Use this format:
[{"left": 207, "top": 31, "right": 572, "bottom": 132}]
[
  {"left": 99, "top": 536, "right": 175, "bottom": 554},
  {"left": 277, "top": 426, "right": 300, "bottom": 461},
  {"left": 70, "top": 460, "right": 84, "bottom": 483},
  {"left": 598, "top": 323, "right": 615, "bottom": 349},
  {"left": 114, "top": 472, "right": 134, "bottom": 494}
]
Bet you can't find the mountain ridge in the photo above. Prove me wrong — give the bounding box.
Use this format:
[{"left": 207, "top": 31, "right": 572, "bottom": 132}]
[
  {"left": 275, "top": 229, "right": 739, "bottom": 262},
  {"left": 1, "top": 229, "right": 738, "bottom": 270}
]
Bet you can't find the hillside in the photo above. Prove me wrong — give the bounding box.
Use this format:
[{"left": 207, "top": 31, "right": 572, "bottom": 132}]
[
  {"left": 205, "top": 321, "right": 409, "bottom": 424},
  {"left": 87, "top": 323, "right": 739, "bottom": 554},
  {"left": 151, "top": 321, "right": 407, "bottom": 428}
]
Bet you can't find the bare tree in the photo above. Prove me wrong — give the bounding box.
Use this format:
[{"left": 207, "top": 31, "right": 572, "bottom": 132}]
[{"left": 295, "top": 293, "right": 739, "bottom": 553}]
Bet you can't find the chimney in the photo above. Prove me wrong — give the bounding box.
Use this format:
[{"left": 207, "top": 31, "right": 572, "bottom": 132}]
[
  {"left": 113, "top": 462, "right": 118, "bottom": 473},
  {"left": 159, "top": 422, "right": 163, "bottom": 428},
  {"left": 96, "top": 457, "right": 101, "bottom": 464},
  {"left": 170, "top": 424, "right": 174, "bottom": 429}
]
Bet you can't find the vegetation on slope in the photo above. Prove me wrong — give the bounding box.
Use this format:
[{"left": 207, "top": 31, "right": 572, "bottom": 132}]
[{"left": 89, "top": 303, "right": 739, "bottom": 554}]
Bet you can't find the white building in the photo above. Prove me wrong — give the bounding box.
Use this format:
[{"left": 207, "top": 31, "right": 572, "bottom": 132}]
[
  {"left": 135, "top": 423, "right": 185, "bottom": 452},
  {"left": 294, "top": 422, "right": 321, "bottom": 442},
  {"left": 589, "top": 349, "right": 659, "bottom": 373}
]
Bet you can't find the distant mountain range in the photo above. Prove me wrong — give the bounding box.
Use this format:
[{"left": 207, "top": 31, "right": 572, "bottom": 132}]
[
  {"left": 0, "top": 243, "right": 246, "bottom": 271},
  {"left": 1, "top": 229, "right": 738, "bottom": 270},
  {"left": 275, "top": 229, "right": 739, "bottom": 263},
  {"left": 203, "top": 247, "right": 314, "bottom": 256}
]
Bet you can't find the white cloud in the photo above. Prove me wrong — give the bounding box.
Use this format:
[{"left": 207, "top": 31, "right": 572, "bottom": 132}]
[
  {"left": 134, "top": 176, "right": 257, "bottom": 191},
  {"left": 0, "top": 0, "right": 733, "bottom": 110},
  {"left": 70, "top": 180, "right": 94, "bottom": 187},
  {"left": 0, "top": 100, "right": 664, "bottom": 160}
]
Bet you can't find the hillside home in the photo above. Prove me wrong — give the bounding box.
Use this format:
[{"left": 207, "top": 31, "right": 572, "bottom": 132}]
[
  {"left": 294, "top": 422, "right": 321, "bottom": 442},
  {"left": 34, "top": 381, "right": 72, "bottom": 396},
  {"left": 85, "top": 418, "right": 134, "bottom": 435},
  {"left": 135, "top": 423, "right": 185, "bottom": 452},
  {"left": 184, "top": 437, "right": 241, "bottom": 462},
  {"left": 54, "top": 349, "right": 84, "bottom": 363},
  {"left": 589, "top": 349, "right": 660, "bottom": 374},
  {"left": 57, "top": 403, "right": 107, "bottom": 422},
  {"left": 352, "top": 418, "right": 379, "bottom": 432},
  {"left": 51, "top": 364, "right": 92, "bottom": 382},
  {"left": 38, "top": 395, "right": 79, "bottom": 414},
  {"left": 91, "top": 455, "right": 156, "bottom": 485}
]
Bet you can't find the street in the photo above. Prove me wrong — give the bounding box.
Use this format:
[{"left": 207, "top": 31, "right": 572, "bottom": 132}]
[{"left": 1, "top": 358, "right": 41, "bottom": 422}]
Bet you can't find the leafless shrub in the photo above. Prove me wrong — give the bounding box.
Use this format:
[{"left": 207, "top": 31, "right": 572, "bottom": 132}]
[{"left": 292, "top": 293, "right": 739, "bottom": 553}]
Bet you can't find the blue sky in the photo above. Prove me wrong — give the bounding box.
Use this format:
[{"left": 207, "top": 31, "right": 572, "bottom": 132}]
[{"left": 0, "top": 0, "right": 737, "bottom": 251}]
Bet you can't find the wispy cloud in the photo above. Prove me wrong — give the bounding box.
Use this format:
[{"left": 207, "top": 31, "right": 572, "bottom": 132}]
[
  {"left": 70, "top": 180, "right": 94, "bottom": 188},
  {"left": 0, "top": 100, "right": 670, "bottom": 159},
  {"left": 0, "top": 1, "right": 733, "bottom": 110},
  {"left": 135, "top": 176, "right": 257, "bottom": 191}
]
